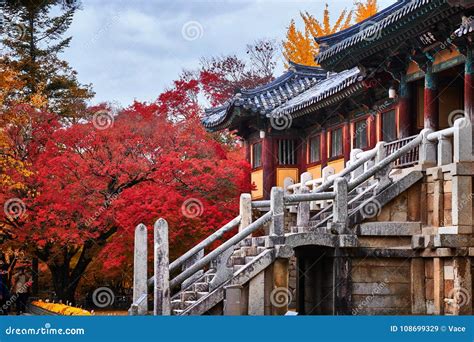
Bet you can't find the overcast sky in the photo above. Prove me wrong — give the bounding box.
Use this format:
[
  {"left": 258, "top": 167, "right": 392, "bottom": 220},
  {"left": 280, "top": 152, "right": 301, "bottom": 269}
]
[{"left": 62, "top": 0, "right": 396, "bottom": 107}]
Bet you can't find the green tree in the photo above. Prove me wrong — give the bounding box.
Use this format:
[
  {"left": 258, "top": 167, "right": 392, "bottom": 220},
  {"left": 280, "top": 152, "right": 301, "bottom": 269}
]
[{"left": 2, "top": 0, "right": 94, "bottom": 120}]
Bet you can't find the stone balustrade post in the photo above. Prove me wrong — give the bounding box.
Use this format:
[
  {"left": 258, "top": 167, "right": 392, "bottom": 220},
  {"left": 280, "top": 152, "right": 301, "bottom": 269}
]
[
  {"left": 330, "top": 177, "right": 348, "bottom": 234},
  {"left": 349, "top": 149, "right": 363, "bottom": 181},
  {"left": 454, "top": 118, "right": 472, "bottom": 163},
  {"left": 437, "top": 135, "right": 452, "bottom": 166},
  {"left": 131, "top": 224, "right": 147, "bottom": 315},
  {"left": 297, "top": 186, "right": 310, "bottom": 232},
  {"left": 239, "top": 193, "right": 252, "bottom": 232},
  {"left": 270, "top": 187, "right": 284, "bottom": 237},
  {"left": 154, "top": 218, "right": 171, "bottom": 315},
  {"left": 419, "top": 128, "right": 436, "bottom": 166}
]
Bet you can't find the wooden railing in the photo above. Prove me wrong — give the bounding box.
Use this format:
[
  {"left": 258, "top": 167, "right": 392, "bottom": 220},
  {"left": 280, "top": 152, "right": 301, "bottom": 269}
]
[{"left": 384, "top": 135, "right": 419, "bottom": 167}]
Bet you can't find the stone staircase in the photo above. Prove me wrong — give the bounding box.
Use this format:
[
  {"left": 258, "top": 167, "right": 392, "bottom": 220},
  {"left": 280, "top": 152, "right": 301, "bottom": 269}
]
[
  {"left": 129, "top": 118, "right": 472, "bottom": 316},
  {"left": 170, "top": 236, "right": 268, "bottom": 315}
]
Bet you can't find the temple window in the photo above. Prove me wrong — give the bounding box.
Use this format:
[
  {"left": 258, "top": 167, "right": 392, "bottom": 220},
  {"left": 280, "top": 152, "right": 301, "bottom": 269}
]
[
  {"left": 382, "top": 109, "right": 397, "bottom": 142},
  {"left": 353, "top": 119, "right": 368, "bottom": 149},
  {"left": 251, "top": 142, "right": 262, "bottom": 168},
  {"left": 278, "top": 139, "right": 297, "bottom": 165},
  {"left": 330, "top": 128, "right": 343, "bottom": 158},
  {"left": 308, "top": 135, "right": 321, "bottom": 163}
]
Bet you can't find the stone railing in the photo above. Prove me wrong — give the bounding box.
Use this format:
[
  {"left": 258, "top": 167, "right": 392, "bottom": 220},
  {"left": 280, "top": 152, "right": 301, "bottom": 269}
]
[{"left": 129, "top": 118, "right": 472, "bottom": 316}]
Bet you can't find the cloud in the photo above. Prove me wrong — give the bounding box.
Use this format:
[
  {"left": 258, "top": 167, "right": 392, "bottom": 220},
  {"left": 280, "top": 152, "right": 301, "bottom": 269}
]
[{"left": 63, "top": 0, "right": 396, "bottom": 107}]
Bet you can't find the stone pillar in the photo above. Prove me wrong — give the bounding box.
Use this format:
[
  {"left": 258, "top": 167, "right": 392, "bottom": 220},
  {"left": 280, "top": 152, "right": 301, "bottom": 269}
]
[
  {"left": 398, "top": 73, "right": 412, "bottom": 138},
  {"left": 437, "top": 135, "right": 452, "bottom": 166},
  {"left": 343, "top": 120, "right": 351, "bottom": 164},
  {"left": 451, "top": 173, "right": 472, "bottom": 233},
  {"left": 272, "top": 258, "right": 289, "bottom": 315},
  {"left": 321, "top": 128, "right": 328, "bottom": 168},
  {"left": 133, "top": 224, "right": 148, "bottom": 315},
  {"left": 248, "top": 271, "right": 265, "bottom": 315},
  {"left": 297, "top": 186, "right": 310, "bottom": 231},
  {"left": 154, "top": 219, "right": 171, "bottom": 315},
  {"left": 224, "top": 284, "right": 245, "bottom": 315},
  {"left": 431, "top": 168, "right": 444, "bottom": 228},
  {"left": 424, "top": 63, "right": 439, "bottom": 130},
  {"left": 452, "top": 257, "right": 472, "bottom": 315},
  {"left": 331, "top": 177, "right": 348, "bottom": 234},
  {"left": 411, "top": 258, "right": 426, "bottom": 314},
  {"left": 262, "top": 135, "right": 275, "bottom": 199},
  {"left": 270, "top": 187, "right": 284, "bottom": 238},
  {"left": 333, "top": 251, "right": 352, "bottom": 315},
  {"left": 239, "top": 193, "right": 252, "bottom": 232}
]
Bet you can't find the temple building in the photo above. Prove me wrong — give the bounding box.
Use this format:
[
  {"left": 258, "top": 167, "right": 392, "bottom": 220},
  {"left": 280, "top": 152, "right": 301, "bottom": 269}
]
[
  {"left": 203, "top": 0, "right": 474, "bottom": 201},
  {"left": 130, "top": 0, "right": 474, "bottom": 317}
]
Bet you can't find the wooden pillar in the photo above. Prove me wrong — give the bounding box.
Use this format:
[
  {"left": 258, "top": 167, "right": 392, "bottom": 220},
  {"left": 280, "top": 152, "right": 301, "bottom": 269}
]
[
  {"left": 343, "top": 120, "right": 351, "bottom": 164},
  {"left": 424, "top": 63, "right": 439, "bottom": 130},
  {"left": 465, "top": 47, "right": 474, "bottom": 152},
  {"left": 398, "top": 73, "right": 412, "bottom": 137},
  {"left": 244, "top": 140, "right": 251, "bottom": 186},
  {"left": 368, "top": 115, "right": 377, "bottom": 148},
  {"left": 298, "top": 137, "right": 306, "bottom": 175},
  {"left": 262, "top": 135, "right": 275, "bottom": 199},
  {"left": 321, "top": 128, "right": 328, "bottom": 168}
]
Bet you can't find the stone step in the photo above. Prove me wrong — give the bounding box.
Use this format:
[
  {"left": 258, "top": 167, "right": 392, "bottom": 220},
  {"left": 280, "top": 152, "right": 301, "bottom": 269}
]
[
  {"left": 238, "top": 238, "right": 253, "bottom": 247},
  {"left": 180, "top": 290, "right": 197, "bottom": 301},
  {"left": 171, "top": 299, "right": 183, "bottom": 310},
  {"left": 240, "top": 246, "right": 258, "bottom": 256},
  {"left": 173, "top": 309, "right": 184, "bottom": 315},
  {"left": 256, "top": 246, "right": 266, "bottom": 254},
  {"left": 252, "top": 236, "right": 266, "bottom": 247},
  {"left": 233, "top": 265, "right": 243, "bottom": 273},
  {"left": 230, "top": 256, "right": 246, "bottom": 265},
  {"left": 183, "top": 300, "right": 197, "bottom": 308},
  {"left": 245, "top": 256, "right": 255, "bottom": 264},
  {"left": 196, "top": 291, "right": 209, "bottom": 299},
  {"left": 193, "top": 282, "right": 209, "bottom": 292}
]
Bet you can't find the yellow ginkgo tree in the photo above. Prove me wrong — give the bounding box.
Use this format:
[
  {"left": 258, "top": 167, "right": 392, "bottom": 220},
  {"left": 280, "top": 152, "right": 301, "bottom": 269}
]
[{"left": 283, "top": 1, "right": 378, "bottom": 67}]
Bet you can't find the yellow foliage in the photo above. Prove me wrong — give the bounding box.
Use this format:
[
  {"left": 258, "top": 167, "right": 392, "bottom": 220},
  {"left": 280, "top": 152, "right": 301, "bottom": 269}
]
[
  {"left": 31, "top": 300, "right": 92, "bottom": 316},
  {"left": 282, "top": 1, "right": 378, "bottom": 66},
  {"left": 355, "top": 0, "right": 378, "bottom": 23}
]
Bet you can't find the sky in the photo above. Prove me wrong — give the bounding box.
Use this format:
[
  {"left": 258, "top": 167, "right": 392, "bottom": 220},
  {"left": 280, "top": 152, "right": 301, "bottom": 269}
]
[{"left": 63, "top": 0, "right": 396, "bottom": 107}]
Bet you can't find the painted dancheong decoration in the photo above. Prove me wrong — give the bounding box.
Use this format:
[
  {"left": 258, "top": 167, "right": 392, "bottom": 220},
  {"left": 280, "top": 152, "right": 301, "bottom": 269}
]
[{"left": 131, "top": 0, "right": 474, "bottom": 316}]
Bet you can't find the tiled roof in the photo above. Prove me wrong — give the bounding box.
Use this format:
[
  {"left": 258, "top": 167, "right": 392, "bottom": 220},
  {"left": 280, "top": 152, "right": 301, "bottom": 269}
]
[
  {"left": 202, "top": 62, "right": 327, "bottom": 129},
  {"left": 271, "top": 68, "right": 364, "bottom": 117},
  {"left": 455, "top": 16, "right": 474, "bottom": 37},
  {"left": 315, "top": 0, "right": 411, "bottom": 52},
  {"left": 316, "top": 0, "right": 458, "bottom": 70}
]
